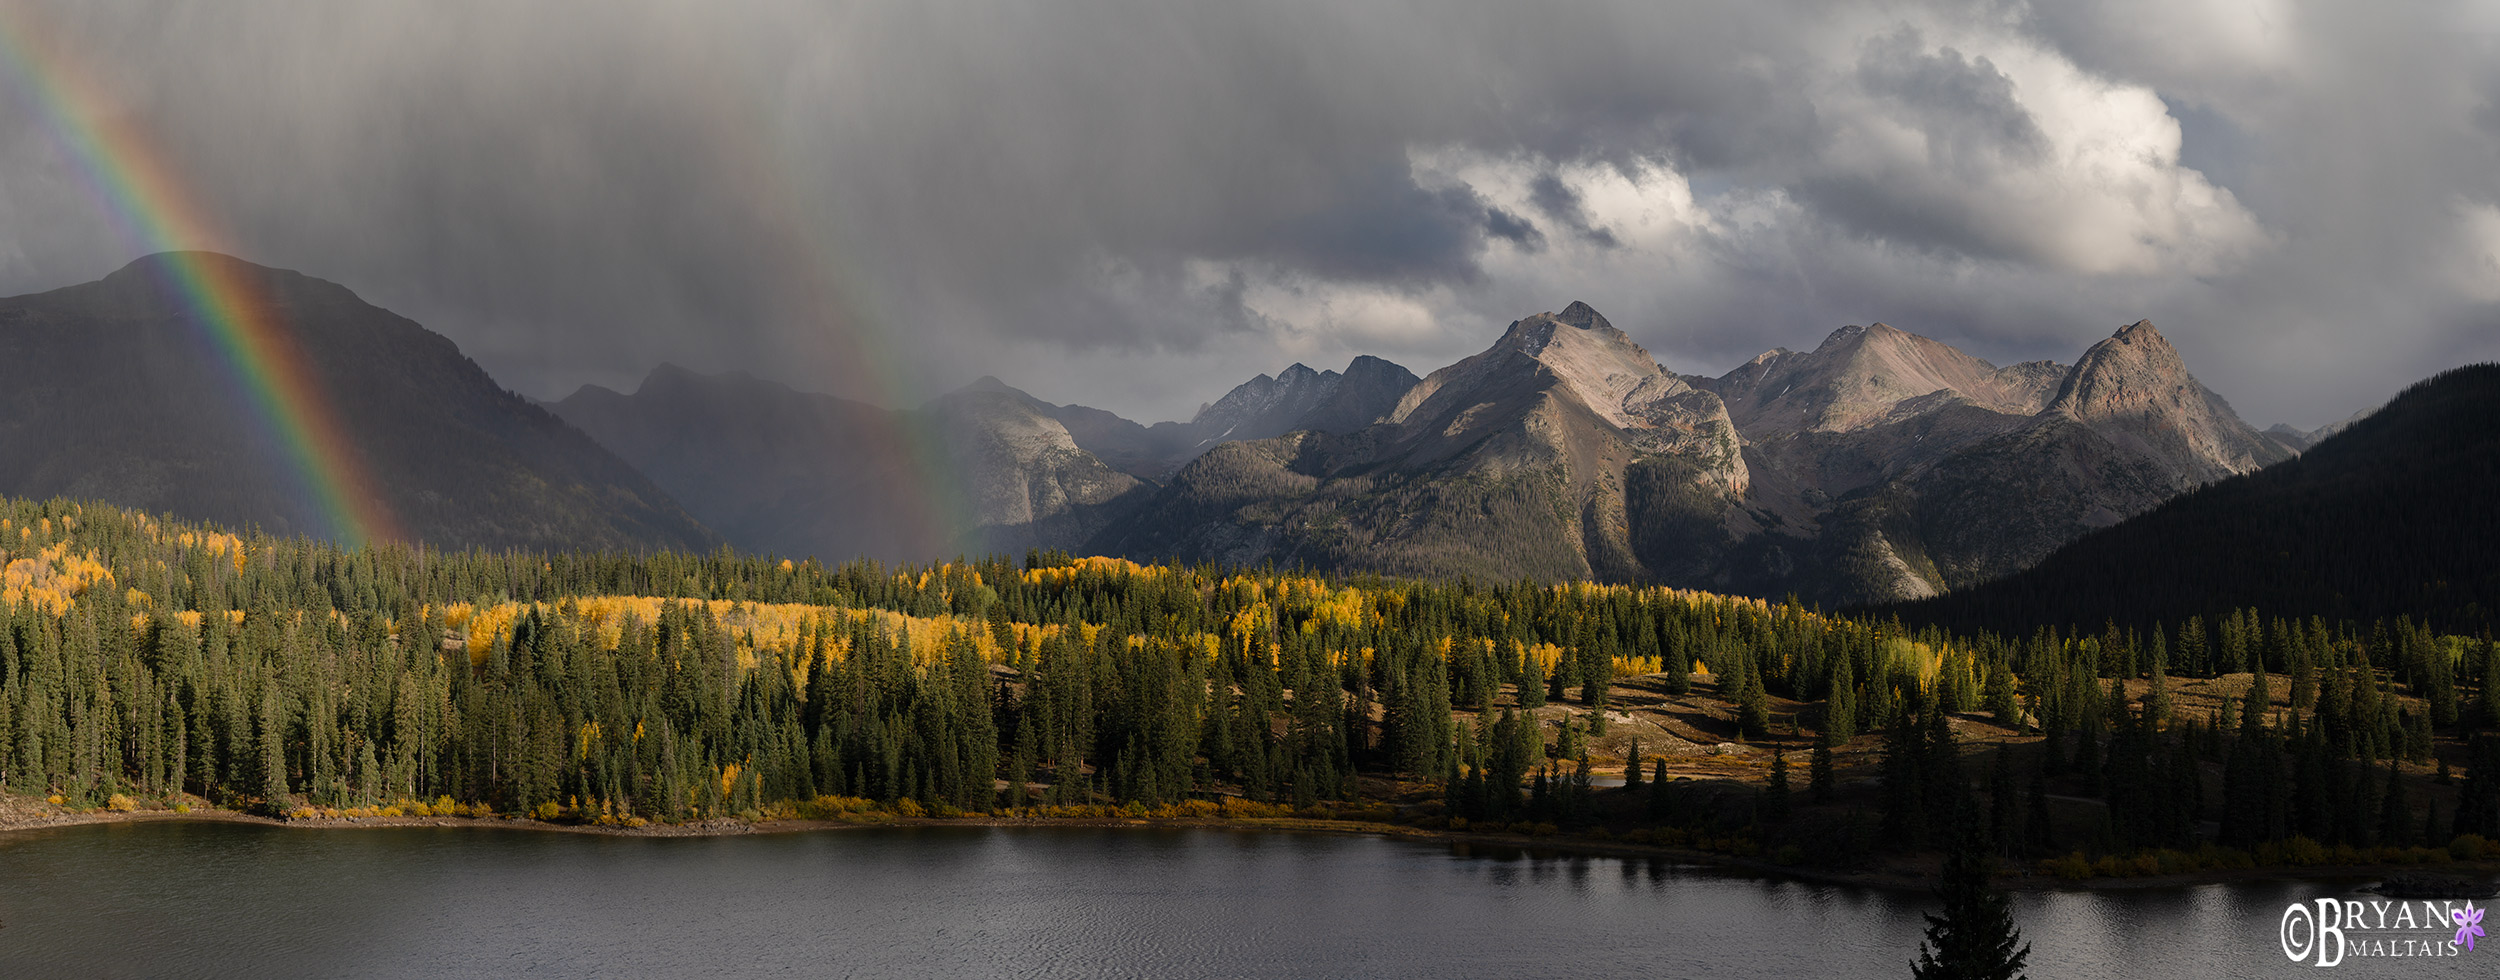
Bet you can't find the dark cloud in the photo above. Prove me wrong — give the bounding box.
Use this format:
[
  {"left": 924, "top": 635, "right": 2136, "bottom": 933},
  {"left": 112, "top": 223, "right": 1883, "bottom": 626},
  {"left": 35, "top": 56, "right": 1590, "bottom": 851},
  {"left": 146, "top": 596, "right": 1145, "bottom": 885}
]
[
  {"left": 0, "top": 0, "right": 2488, "bottom": 428},
  {"left": 1483, "top": 207, "right": 1546, "bottom": 251},
  {"left": 1527, "top": 172, "right": 1619, "bottom": 249}
]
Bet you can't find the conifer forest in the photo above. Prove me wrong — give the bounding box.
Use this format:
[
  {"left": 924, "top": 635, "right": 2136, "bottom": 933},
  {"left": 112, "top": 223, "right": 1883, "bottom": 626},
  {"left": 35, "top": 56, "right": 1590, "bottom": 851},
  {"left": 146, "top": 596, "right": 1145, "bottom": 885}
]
[{"left": 5, "top": 494, "right": 2498, "bottom": 878}]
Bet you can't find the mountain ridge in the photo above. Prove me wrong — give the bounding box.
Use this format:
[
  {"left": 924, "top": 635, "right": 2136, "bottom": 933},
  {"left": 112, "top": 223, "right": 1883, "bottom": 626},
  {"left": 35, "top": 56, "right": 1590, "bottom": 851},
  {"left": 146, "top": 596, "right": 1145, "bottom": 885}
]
[{"left": 0, "top": 252, "right": 718, "bottom": 553}]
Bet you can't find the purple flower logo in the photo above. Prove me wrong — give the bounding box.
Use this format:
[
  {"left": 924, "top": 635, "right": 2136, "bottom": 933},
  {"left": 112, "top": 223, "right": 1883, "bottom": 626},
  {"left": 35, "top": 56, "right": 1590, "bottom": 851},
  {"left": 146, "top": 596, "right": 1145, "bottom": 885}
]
[{"left": 2456, "top": 904, "right": 2486, "bottom": 952}]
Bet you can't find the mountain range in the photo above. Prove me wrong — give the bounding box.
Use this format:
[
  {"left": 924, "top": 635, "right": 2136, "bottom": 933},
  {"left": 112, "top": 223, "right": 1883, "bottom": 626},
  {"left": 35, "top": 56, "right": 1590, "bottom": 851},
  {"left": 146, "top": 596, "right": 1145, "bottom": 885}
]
[
  {"left": 0, "top": 253, "right": 2393, "bottom": 611},
  {"left": 1885, "top": 363, "right": 2500, "bottom": 634},
  {"left": 0, "top": 253, "right": 715, "bottom": 553}
]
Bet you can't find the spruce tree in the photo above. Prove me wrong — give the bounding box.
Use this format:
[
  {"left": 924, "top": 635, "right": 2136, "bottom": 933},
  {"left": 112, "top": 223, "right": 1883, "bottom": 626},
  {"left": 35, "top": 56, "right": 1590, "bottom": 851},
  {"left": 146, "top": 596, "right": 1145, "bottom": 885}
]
[
  {"left": 1622, "top": 740, "right": 1643, "bottom": 794},
  {"left": 1739, "top": 665, "right": 1773, "bottom": 741},
  {"left": 1764, "top": 747, "right": 1791, "bottom": 822},
  {"left": 1983, "top": 663, "right": 2019, "bottom": 731},
  {"left": 1810, "top": 736, "right": 1836, "bottom": 804},
  {"left": 1912, "top": 829, "right": 2032, "bottom": 980},
  {"left": 2378, "top": 762, "right": 2409, "bottom": 848},
  {"left": 2024, "top": 771, "right": 2053, "bottom": 856}
]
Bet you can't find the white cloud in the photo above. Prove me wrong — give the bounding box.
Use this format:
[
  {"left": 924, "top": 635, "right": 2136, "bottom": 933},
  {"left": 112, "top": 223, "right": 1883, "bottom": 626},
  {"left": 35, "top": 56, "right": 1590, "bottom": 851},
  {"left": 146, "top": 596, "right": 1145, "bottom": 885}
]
[{"left": 1797, "top": 19, "right": 2269, "bottom": 275}]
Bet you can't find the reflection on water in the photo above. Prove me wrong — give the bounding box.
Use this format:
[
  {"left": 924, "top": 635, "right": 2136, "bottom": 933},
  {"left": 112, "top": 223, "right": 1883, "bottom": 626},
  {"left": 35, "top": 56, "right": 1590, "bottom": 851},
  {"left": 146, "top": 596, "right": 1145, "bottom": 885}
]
[{"left": 0, "top": 821, "right": 2479, "bottom": 979}]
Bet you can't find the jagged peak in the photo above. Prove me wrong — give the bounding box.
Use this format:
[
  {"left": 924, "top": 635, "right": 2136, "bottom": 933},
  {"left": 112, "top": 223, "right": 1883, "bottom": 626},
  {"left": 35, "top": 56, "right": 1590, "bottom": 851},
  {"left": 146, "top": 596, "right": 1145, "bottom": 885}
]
[
  {"left": 1556, "top": 300, "right": 1609, "bottom": 331},
  {"left": 1277, "top": 362, "right": 1321, "bottom": 382},
  {"left": 1815, "top": 324, "right": 1867, "bottom": 352},
  {"left": 2115, "top": 319, "right": 2164, "bottom": 341}
]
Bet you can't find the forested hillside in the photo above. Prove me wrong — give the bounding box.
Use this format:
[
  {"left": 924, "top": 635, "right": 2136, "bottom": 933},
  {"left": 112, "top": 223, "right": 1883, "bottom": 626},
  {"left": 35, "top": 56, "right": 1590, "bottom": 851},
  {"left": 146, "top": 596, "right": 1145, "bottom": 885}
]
[{"left": 5, "top": 495, "right": 2498, "bottom": 877}]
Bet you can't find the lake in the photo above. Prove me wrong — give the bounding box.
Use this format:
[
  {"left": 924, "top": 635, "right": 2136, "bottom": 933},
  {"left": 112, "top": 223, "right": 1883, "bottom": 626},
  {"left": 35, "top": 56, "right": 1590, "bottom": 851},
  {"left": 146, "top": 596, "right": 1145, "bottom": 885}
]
[{"left": 0, "top": 821, "right": 2482, "bottom": 978}]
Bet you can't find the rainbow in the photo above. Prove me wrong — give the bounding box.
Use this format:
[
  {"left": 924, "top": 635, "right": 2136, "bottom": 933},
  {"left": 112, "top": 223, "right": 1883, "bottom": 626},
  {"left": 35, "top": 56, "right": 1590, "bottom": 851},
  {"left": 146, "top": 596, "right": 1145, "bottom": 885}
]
[{"left": 0, "top": 6, "right": 402, "bottom": 547}]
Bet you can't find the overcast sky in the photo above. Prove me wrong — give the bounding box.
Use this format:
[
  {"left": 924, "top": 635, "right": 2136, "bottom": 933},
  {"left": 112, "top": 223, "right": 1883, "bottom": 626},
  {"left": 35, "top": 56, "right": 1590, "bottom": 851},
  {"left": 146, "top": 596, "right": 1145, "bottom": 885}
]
[{"left": 2, "top": 0, "right": 2496, "bottom": 428}]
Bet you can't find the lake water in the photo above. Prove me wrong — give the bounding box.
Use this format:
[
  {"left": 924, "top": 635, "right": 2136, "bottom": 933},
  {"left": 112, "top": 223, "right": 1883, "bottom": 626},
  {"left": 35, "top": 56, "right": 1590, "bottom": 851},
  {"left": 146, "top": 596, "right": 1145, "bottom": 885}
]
[{"left": 0, "top": 821, "right": 2485, "bottom": 978}]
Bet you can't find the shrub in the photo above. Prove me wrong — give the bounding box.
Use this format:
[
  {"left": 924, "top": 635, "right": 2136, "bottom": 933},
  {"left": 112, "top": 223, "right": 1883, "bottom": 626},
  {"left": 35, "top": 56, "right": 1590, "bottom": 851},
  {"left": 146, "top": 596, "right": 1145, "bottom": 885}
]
[
  {"left": 2045, "top": 853, "right": 2093, "bottom": 880},
  {"left": 105, "top": 793, "right": 137, "bottom": 812},
  {"left": 2451, "top": 834, "right": 2488, "bottom": 861}
]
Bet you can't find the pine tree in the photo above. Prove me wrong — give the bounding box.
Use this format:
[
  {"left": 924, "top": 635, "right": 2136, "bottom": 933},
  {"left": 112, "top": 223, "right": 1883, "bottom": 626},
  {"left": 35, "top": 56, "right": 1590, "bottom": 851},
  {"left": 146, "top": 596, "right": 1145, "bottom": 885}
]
[
  {"left": 1519, "top": 656, "right": 1547, "bottom": 711},
  {"left": 257, "top": 689, "right": 291, "bottom": 815},
  {"left": 2024, "top": 771, "right": 2053, "bottom": 856},
  {"left": 1765, "top": 747, "right": 1791, "bottom": 822},
  {"left": 1647, "top": 759, "right": 1672, "bottom": 823},
  {"left": 1826, "top": 654, "right": 1858, "bottom": 741},
  {"left": 1739, "top": 665, "right": 1772, "bottom": 741},
  {"left": 1912, "top": 830, "right": 2032, "bottom": 980},
  {"left": 1810, "top": 736, "right": 1836, "bottom": 804},
  {"left": 1983, "top": 663, "right": 2019, "bottom": 731},
  {"left": 2378, "top": 762, "right": 2410, "bottom": 848},
  {"left": 1622, "top": 740, "right": 1643, "bottom": 794},
  {"left": 1988, "top": 748, "right": 2016, "bottom": 858}
]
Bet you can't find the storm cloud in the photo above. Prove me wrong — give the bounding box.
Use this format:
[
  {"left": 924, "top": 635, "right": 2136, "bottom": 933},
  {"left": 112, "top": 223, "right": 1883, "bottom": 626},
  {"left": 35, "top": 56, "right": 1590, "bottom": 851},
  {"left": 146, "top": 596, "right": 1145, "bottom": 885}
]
[{"left": 0, "top": 0, "right": 2493, "bottom": 428}]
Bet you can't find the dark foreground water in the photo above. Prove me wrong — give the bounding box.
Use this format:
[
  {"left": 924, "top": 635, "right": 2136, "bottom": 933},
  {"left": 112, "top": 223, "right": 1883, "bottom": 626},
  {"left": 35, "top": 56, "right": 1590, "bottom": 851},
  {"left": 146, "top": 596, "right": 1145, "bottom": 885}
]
[{"left": 0, "top": 821, "right": 2486, "bottom": 979}]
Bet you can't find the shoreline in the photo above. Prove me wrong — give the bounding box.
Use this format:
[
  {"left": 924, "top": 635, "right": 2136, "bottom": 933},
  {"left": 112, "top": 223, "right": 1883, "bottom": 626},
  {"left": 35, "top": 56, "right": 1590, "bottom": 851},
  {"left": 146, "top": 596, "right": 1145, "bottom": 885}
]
[{"left": 6, "top": 803, "right": 2486, "bottom": 895}]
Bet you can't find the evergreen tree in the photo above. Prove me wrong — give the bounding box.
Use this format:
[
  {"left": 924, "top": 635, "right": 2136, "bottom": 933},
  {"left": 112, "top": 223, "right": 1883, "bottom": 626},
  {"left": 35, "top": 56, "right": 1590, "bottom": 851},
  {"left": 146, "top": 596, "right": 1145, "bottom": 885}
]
[
  {"left": 1983, "top": 663, "right": 2020, "bottom": 731},
  {"left": 1810, "top": 736, "right": 1836, "bottom": 804},
  {"left": 1911, "top": 826, "right": 2032, "bottom": 980},
  {"left": 1738, "top": 665, "right": 1772, "bottom": 741},
  {"left": 1881, "top": 704, "right": 1927, "bottom": 846},
  {"left": 1764, "top": 747, "right": 1791, "bottom": 822},
  {"left": 2023, "top": 771, "right": 2052, "bottom": 856},
  {"left": 2377, "top": 762, "right": 2409, "bottom": 848}
]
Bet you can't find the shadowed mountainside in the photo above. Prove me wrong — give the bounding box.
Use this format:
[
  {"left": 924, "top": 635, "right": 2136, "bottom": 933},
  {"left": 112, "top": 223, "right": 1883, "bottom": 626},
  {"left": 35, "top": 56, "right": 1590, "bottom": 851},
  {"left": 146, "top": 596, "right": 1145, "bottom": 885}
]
[
  {"left": 0, "top": 252, "right": 717, "bottom": 553},
  {"left": 1880, "top": 363, "right": 2500, "bottom": 634}
]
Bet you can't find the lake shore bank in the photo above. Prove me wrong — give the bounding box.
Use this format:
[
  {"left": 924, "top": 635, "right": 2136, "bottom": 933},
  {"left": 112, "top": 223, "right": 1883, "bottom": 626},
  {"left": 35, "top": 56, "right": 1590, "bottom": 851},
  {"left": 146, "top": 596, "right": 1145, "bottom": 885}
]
[{"left": 7, "top": 793, "right": 2490, "bottom": 895}]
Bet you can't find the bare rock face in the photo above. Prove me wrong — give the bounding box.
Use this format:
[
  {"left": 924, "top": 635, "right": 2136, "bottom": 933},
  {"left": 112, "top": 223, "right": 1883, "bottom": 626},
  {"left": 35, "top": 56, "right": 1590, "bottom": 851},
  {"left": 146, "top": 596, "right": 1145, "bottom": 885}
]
[
  {"left": 1190, "top": 362, "right": 1341, "bottom": 446},
  {"left": 1786, "top": 320, "right": 2296, "bottom": 604},
  {"left": 1710, "top": 322, "right": 2063, "bottom": 438},
  {"left": 2043, "top": 320, "right": 2295, "bottom": 485},
  {"left": 1046, "top": 355, "right": 1422, "bottom": 480},
  {"left": 1293, "top": 355, "right": 1421, "bottom": 435},
  {"left": 922, "top": 380, "right": 1150, "bottom": 556},
  {"left": 1097, "top": 301, "right": 1747, "bottom": 581}
]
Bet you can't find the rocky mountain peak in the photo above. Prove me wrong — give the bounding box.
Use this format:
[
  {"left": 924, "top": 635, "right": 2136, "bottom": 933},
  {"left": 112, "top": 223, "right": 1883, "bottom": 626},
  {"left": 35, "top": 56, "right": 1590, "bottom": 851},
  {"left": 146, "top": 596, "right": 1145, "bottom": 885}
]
[
  {"left": 1714, "top": 320, "right": 2061, "bottom": 436},
  {"left": 2044, "top": 319, "right": 2289, "bottom": 483},
  {"left": 2047, "top": 320, "right": 2189, "bottom": 421},
  {"left": 1556, "top": 300, "right": 1608, "bottom": 330}
]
